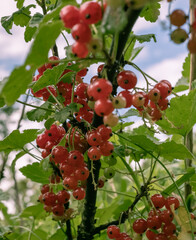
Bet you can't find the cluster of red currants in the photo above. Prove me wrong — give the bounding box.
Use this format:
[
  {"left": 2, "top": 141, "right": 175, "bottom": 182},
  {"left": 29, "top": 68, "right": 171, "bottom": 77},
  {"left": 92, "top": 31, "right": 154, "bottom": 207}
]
[
  {"left": 60, "top": 2, "right": 103, "bottom": 58},
  {"left": 133, "top": 194, "right": 180, "bottom": 240},
  {"left": 169, "top": 7, "right": 196, "bottom": 54}
]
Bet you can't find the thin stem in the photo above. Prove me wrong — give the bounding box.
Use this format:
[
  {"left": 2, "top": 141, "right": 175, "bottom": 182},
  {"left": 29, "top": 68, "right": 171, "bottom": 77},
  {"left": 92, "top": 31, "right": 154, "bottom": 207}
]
[
  {"left": 16, "top": 100, "right": 55, "bottom": 112},
  {"left": 46, "top": 86, "right": 63, "bottom": 109},
  {"left": 23, "top": 148, "right": 42, "bottom": 162},
  {"left": 17, "top": 90, "right": 30, "bottom": 130},
  {"left": 61, "top": 32, "right": 70, "bottom": 46}
]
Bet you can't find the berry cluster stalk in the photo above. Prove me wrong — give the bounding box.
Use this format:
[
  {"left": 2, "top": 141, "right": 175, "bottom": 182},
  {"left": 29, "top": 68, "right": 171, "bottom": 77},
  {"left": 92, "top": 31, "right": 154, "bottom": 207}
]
[{"left": 77, "top": 6, "right": 143, "bottom": 240}]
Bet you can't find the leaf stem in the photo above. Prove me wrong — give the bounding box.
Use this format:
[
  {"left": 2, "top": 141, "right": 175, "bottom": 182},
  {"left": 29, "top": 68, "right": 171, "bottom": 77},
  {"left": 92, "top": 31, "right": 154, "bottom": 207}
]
[{"left": 16, "top": 100, "right": 55, "bottom": 112}]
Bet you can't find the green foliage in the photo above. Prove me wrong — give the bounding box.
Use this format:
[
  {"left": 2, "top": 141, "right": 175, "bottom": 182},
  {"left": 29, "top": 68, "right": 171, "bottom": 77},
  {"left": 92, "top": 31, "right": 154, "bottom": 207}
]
[
  {"left": 0, "top": 129, "right": 40, "bottom": 152},
  {"left": 1, "top": 5, "right": 35, "bottom": 34},
  {"left": 26, "top": 102, "right": 53, "bottom": 122},
  {"left": 20, "top": 204, "right": 46, "bottom": 219},
  {"left": 20, "top": 162, "right": 52, "bottom": 184},
  {"left": 32, "top": 64, "right": 68, "bottom": 92},
  {"left": 182, "top": 54, "right": 190, "bottom": 78},
  {"left": 140, "top": 0, "right": 161, "bottom": 22},
  {"left": 157, "top": 90, "right": 196, "bottom": 136},
  {"left": 14, "top": 0, "right": 25, "bottom": 9}
]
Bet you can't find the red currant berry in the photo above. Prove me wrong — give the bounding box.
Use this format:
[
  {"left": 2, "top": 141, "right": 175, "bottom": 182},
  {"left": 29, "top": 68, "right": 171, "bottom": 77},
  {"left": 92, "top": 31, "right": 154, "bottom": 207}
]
[
  {"left": 94, "top": 99, "right": 114, "bottom": 117},
  {"left": 42, "top": 192, "right": 57, "bottom": 206},
  {"left": 57, "top": 190, "right": 70, "bottom": 205},
  {"left": 72, "top": 42, "right": 88, "bottom": 58},
  {"left": 163, "top": 223, "right": 176, "bottom": 235},
  {"left": 52, "top": 204, "right": 65, "bottom": 216},
  {"left": 117, "top": 70, "right": 137, "bottom": 89},
  {"left": 146, "top": 229, "right": 157, "bottom": 240},
  {"left": 74, "top": 166, "right": 89, "bottom": 181},
  {"left": 159, "top": 209, "right": 174, "bottom": 224},
  {"left": 51, "top": 146, "right": 69, "bottom": 164},
  {"left": 67, "top": 150, "right": 84, "bottom": 167},
  {"left": 73, "top": 187, "right": 86, "bottom": 200},
  {"left": 71, "top": 23, "right": 92, "bottom": 43},
  {"left": 97, "top": 124, "right": 112, "bottom": 141},
  {"left": 99, "top": 141, "right": 114, "bottom": 156},
  {"left": 133, "top": 218, "right": 147, "bottom": 234},
  {"left": 88, "top": 146, "right": 102, "bottom": 160},
  {"left": 147, "top": 215, "right": 162, "bottom": 230},
  {"left": 151, "top": 194, "right": 166, "bottom": 209},
  {"left": 107, "top": 225, "right": 120, "bottom": 239},
  {"left": 154, "top": 233, "right": 168, "bottom": 240},
  {"left": 165, "top": 197, "right": 180, "bottom": 210},
  {"left": 80, "top": 2, "right": 102, "bottom": 25},
  {"left": 60, "top": 5, "right": 80, "bottom": 28}
]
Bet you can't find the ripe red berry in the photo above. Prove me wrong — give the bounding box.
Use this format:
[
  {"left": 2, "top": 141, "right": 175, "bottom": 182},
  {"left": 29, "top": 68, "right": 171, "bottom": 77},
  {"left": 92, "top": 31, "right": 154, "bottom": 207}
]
[
  {"left": 107, "top": 225, "right": 120, "bottom": 239},
  {"left": 163, "top": 222, "right": 176, "bottom": 235},
  {"left": 117, "top": 70, "right": 137, "bottom": 89},
  {"left": 155, "top": 82, "right": 171, "bottom": 98},
  {"left": 67, "top": 150, "right": 84, "bottom": 167},
  {"left": 147, "top": 215, "right": 162, "bottom": 230},
  {"left": 133, "top": 218, "right": 147, "bottom": 234},
  {"left": 51, "top": 146, "right": 69, "bottom": 164},
  {"left": 88, "top": 146, "right": 102, "bottom": 160},
  {"left": 52, "top": 204, "right": 65, "bottom": 216},
  {"left": 42, "top": 192, "right": 57, "bottom": 206},
  {"left": 88, "top": 78, "right": 113, "bottom": 100},
  {"left": 94, "top": 99, "right": 114, "bottom": 117},
  {"left": 60, "top": 5, "right": 80, "bottom": 28},
  {"left": 74, "top": 166, "right": 89, "bottom": 181},
  {"left": 73, "top": 187, "right": 86, "bottom": 200},
  {"left": 154, "top": 233, "right": 168, "bottom": 240},
  {"left": 41, "top": 184, "right": 50, "bottom": 194},
  {"left": 63, "top": 176, "right": 78, "bottom": 190},
  {"left": 57, "top": 190, "right": 70, "bottom": 204},
  {"left": 80, "top": 2, "right": 102, "bottom": 25},
  {"left": 97, "top": 124, "right": 112, "bottom": 141},
  {"left": 146, "top": 229, "right": 157, "bottom": 240},
  {"left": 71, "top": 23, "right": 92, "bottom": 43},
  {"left": 72, "top": 42, "right": 88, "bottom": 58},
  {"left": 159, "top": 209, "right": 174, "bottom": 224},
  {"left": 151, "top": 194, "right": 166, "bottom": 209},
  {"left": 165, "top": 197, "right": 180, "bottom": 210},
  {"left": 99, "top": 141, "right": 114, "bottom": 156},
  {"left": 86, "top": 130, "right": 102, "bottom": 146}
]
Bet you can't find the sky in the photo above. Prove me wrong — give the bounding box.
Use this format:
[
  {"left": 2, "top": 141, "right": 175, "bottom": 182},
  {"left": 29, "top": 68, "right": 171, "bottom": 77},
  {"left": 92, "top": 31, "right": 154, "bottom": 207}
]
[{"left": 0, "top": 0, "right": 190, "bottom": 213}]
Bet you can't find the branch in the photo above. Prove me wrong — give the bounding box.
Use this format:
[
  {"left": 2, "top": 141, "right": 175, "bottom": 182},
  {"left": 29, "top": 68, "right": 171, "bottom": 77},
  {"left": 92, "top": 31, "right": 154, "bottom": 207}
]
[{"left": 93, "top": 184, "right": 149, "bottom": 235}]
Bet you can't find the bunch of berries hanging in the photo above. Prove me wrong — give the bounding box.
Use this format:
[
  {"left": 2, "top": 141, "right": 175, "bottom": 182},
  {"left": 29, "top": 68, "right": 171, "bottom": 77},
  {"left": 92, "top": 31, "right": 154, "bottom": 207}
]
[{"left": 60, "top": 2, "right": 103, "bottom": 58}]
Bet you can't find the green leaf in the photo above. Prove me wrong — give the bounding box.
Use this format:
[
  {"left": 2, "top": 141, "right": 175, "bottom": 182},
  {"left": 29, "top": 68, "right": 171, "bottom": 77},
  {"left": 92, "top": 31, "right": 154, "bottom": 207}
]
[
  {"left": 2, "top": 21, "right": 63, "bottom": 105},
  {"left": 158, "top": 141, "right": 194, "bottom": 161},
  {"left": 32, "top": 64, "right": 67, "bottom": 92},
  {"left": 26, "top": 20, "right": 63, "bottom": 67},
  {"left": 20, "top": 204, "right": 46, "bottom": 219},
  {"left": 121, "top": 108, "right": 140, "bottom": 118},
  {"left": 0, "top": 129, "right": 40, "bottom": 152},
  {"left": 173, "top": 77, "right": 189, "bottom": 93},
  {"left": 24, "top": 13, "right": 43, "bottom": 42},
  {"left": 112, "top": 122, "right": 134, "bottom": 132},
  {"left": 11, "top": 151, "right": 26, "bottom": 173},
  {"left": 162, "top": 168, "right": 195, "bottom": 196},
  {"left": 140, "top": 1, "right": 161, "bottom": 23},
  {"left": 20, "top": 162, "right": 52, "bottom": 184},
  {"left": 44, "top": 117, "right": 55, "bottom": 129},
  {"left": 124, "top": 38, "right": 136, "bottom": 61},
  {"left": 26, "top": 102, "right": 53, "bottom": 122},
  {"left": 55, "top": 103, "right": 82, "bottom": 123},
  {"left": 130, "top": 46, "right": 143, "bottom": 61},
  {"left": 134, "top": 33, "right": 157, "bottom": 43},
  {"left": 157, "top": 90, "right": 196, "bottom": 136},
  {"left": 14, "top": 0, "right": 25, "bottom": 9},
  {"left": 1, "top": 65, "right": 34, "bottom": 106},
  {"left": 182, "top": 54, "right": 190, "bottom": 78},
  {"left": 1, "top": 16, "right": 14, "bottom": 34},
  {"left": 29, "top": 13, "right": 43, "bottom": 27},
  {"left": 48, "top": 229, "right": 66, "bottom": 240},
  {"left": 24, "top": 25, "right": 37, "bottom": 42},
  {"left": 13, "top": 5, "right": 35, "bottom": 27}
]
